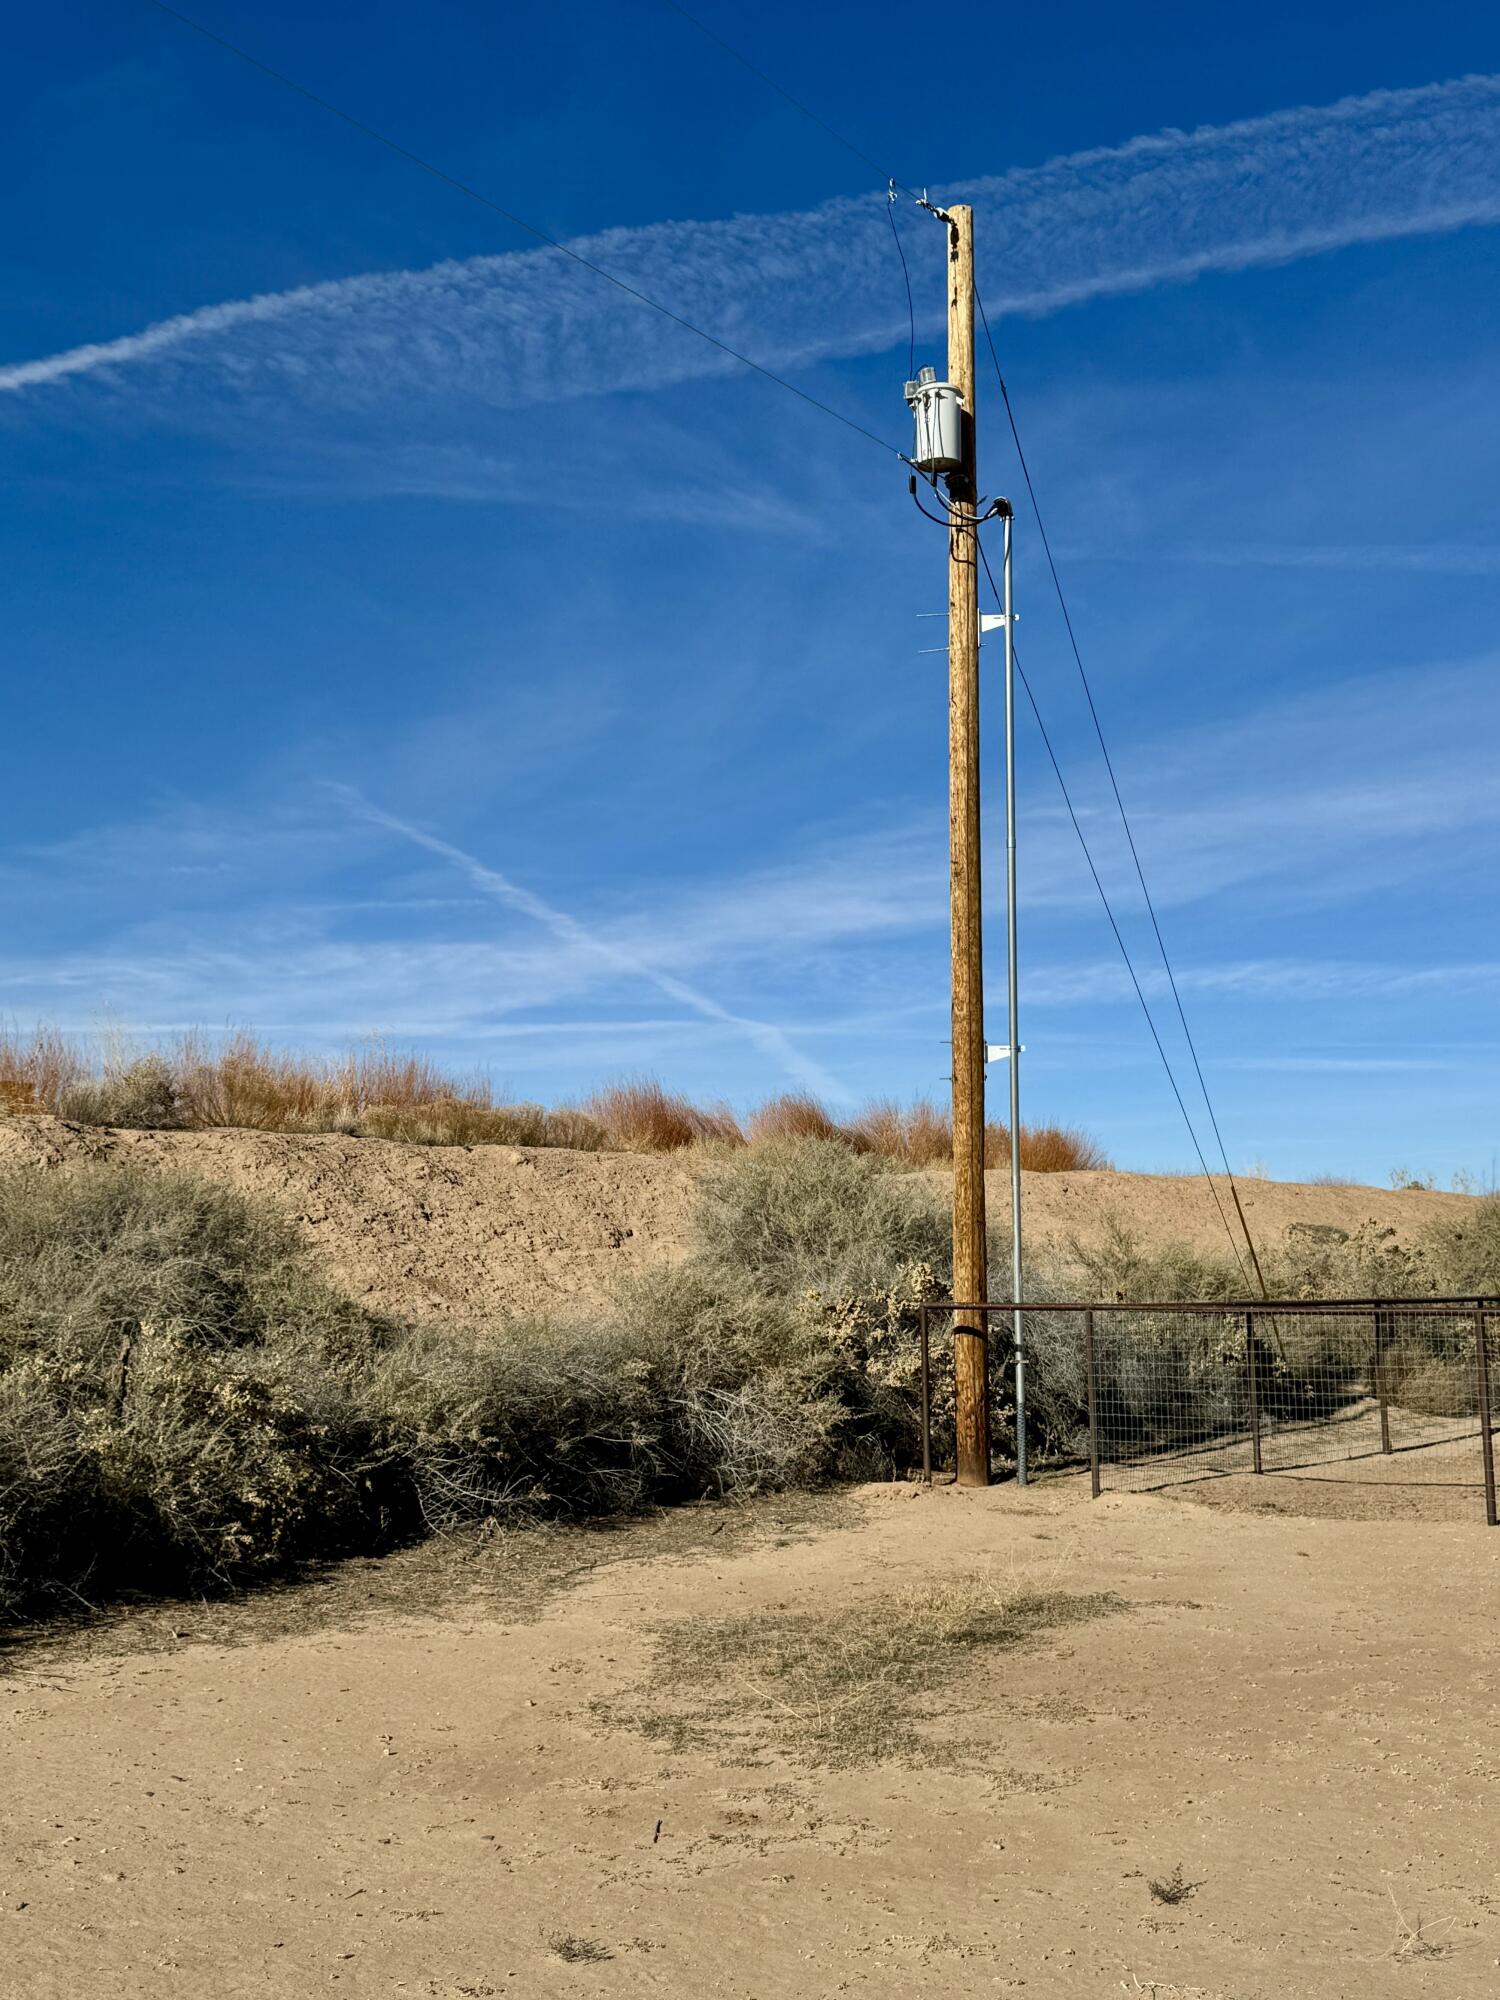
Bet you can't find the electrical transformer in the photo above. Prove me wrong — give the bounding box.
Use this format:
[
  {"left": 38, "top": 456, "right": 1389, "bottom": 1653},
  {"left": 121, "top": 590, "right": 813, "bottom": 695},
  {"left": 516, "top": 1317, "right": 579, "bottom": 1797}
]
[{"left": 903, "top": 366, "right": 964, "bottom": 476}]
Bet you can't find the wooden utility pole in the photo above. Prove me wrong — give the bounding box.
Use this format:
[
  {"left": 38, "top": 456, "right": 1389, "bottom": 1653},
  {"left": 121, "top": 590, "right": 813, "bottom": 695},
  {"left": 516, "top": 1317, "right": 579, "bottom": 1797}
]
[{"left": 946, "top": 203, "right": 990, "bottom": 1486}]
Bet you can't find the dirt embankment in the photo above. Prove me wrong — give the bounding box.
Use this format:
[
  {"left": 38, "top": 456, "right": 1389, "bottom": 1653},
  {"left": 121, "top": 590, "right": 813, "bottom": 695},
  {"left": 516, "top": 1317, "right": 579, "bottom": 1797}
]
[{"left": 0, "top": 1115, "right": 1478, "bottom": 1322}]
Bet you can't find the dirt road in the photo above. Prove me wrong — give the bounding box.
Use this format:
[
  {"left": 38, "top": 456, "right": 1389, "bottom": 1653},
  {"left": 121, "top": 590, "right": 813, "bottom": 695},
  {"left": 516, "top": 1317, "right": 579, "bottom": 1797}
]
[{"left": 4, "top": 1479, "right": 1496, "bottom": 1998}]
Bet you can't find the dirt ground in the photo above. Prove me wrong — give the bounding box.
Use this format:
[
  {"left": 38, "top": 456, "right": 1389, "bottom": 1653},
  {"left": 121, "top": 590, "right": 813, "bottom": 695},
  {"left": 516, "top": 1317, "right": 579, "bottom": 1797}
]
[
  {"left": 4, "top": 1477, "right": 1497, "bottom": 1999},
  {"left": 0, "top": 1115, "right": 1476, "bottom": 1321}
]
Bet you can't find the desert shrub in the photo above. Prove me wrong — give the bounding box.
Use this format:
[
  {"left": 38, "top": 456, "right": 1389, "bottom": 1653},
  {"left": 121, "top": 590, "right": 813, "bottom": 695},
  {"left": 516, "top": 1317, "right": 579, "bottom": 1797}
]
[
  {"left": 58, "top": 1055, "right": 185, "bottom": 1130},
  {"left": 0, "top": 1164, "right": 364, "bottom": 1361},
  {"left": 615, "top": 1141, "right": 952, "bottom": 1482},
  {"left": 1415, "top": 1195, "right": 1500, "bottom": 1299},
  {"left": 5, "top": 1141, "right": 1487, "bottom": 1623},
  {"left": 0, "top": 1149, "right": 914, "bottom": 1617},
  {"left": 0, "top": 1166, "right": 390, "bottom": 1613}
]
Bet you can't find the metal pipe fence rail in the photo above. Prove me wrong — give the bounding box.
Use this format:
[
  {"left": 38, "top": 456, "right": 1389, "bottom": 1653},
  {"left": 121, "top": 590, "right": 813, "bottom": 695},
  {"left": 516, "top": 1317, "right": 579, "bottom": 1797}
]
[{"left": 917, "top": 1298, "right": 1498, "bottom": 1525}]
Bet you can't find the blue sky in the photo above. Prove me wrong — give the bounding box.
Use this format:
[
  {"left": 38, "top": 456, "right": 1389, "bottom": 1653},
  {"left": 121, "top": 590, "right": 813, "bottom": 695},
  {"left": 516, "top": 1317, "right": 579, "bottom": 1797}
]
[{"left": 3, "top": 1, "right": 1500, "bottom": 1185}]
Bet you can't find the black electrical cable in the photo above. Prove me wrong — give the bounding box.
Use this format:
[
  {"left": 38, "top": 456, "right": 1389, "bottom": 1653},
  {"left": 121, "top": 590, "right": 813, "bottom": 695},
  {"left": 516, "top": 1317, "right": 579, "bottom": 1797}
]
[
  {"left": 650, "top": 2, "right": 1267, "bottom": 1266},
  {"left": 975, "top": 286, "right": 1270, "bottom": 1288},
  {"left": 139, "top": 1, "right": 906, "bottom": 463},
  {"left": 887, "top": 192, "right": 916, "bottom": 381},
  {"left": 974, "top": 532, "right": 1254, "bottom": 1289},
  {"left": 148, "top": 0, "right": 1263, "bottom": 1262}
]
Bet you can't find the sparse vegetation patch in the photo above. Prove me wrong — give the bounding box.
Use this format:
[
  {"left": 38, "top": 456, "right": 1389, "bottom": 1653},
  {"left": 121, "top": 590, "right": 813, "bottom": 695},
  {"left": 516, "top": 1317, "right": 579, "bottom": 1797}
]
[{"left": 603, "top": 1572, "right": 1124, "bottom": 1767}]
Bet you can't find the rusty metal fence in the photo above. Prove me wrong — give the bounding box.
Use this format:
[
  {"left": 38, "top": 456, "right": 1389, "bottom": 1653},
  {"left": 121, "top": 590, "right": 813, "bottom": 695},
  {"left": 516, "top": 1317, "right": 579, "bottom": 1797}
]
[{"left": 917, "top": 1298, "right": 1498, "bottom": 1524}]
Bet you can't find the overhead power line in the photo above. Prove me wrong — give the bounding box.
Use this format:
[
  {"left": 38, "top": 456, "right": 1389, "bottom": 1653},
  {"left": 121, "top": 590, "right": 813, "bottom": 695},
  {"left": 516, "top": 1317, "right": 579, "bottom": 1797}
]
[
  {"left": 140, "top": 0, "right": 905, "bottom": 461},
  {"left": 973, "top": 535, "right": 1252, "bottom": 1285},
  {"left": 654, "top": 0, "right": 1267, "bottom": 1271},
  {"left": 973, "top": 288, "right": 1270, "bottom": 1288},
  {"left": 146, "top": 0, "right": 1264, "bottom": 1265}
]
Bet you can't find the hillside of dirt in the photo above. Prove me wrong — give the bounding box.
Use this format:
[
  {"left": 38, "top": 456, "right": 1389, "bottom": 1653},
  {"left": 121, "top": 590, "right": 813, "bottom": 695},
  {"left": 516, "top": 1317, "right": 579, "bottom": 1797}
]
[{"left": 0, "top": 1114, "right": 1478, "bottom": 1321}]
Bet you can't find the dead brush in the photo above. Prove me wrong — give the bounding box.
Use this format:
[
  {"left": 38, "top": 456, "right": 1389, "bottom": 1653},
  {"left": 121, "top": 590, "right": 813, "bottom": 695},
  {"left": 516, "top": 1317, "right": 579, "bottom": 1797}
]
[
  {"left": 606, "top": 1569, "right": 1123, "bottom": 1768},
  {"left": 848, "top": 1097, "right": 951, "bottom": 1165},
  {"left": 847, "top": 1097, "right": 1112, "bottom": 1172},
  {"left": 1, "top": 1028, "right": 1112, "bottom": 1167},
  {"left": 1385, "top": 1890, "right": 1455, "bottom": 1961},
  {"left": 585, "top": 1077, "right": 744, "bottom": 1152},
  {"left": 746, "top": 1092, "right": 854, "bottom": 1147},
  {"left": 1147, "top": 1865, "right": 1198, "bottom": 1906},
  {"left": 549, "top": 1935, "right": 612, "bottom": 1964},
  {"left": 0, "top": 1026, "right": 89, "bottom": 1116}
]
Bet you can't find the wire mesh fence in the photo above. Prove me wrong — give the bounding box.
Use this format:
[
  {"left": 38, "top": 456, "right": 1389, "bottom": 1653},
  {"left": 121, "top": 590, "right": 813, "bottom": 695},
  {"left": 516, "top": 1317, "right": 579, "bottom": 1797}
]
[{"left": 917, "top": 1299, "right": 1499, "bottom": 1524}]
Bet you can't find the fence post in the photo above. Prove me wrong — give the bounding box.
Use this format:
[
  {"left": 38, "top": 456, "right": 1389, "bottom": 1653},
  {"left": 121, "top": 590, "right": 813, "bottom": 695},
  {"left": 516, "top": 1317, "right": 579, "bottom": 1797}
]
[
  {"left": 1083, "top": 1309, "right": 1100, "bottom": 1499},
  {"left": 1476, "top": 1303, "right": 1497, "bottom": 1529},
  {"left": 1374, "top": 1307, "right": 1392, "bottom": 1455},
  {"left": 919, "top": 1305, "right": 932, "bottom": 1486},
  {"left": 1246, "top": 1310, "right": 1263, "bottom": 1475}
]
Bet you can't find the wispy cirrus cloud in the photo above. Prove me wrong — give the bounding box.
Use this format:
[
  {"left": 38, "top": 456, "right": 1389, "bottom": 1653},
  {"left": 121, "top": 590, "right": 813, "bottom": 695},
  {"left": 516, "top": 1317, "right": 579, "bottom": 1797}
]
[
  {"left": 328, "top": 786, "right": 850, "bottom": 1101},
  {"left": 1024, "top": 959, "right": 1500, "bottom": 1006},
  {"left": 2, "top": 74, "right": 1498, "bottom": 426},
  {"left": 1073, "top": 542, "right": 1500, "bottom": 574}
]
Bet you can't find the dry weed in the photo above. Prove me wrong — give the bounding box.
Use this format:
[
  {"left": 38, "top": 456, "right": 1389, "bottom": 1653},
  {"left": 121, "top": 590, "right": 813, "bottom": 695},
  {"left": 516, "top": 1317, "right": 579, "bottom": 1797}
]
[
  {"left": 585, "top": 1077, "right": 745, "bottom": 1151},
  {"left": 604, "top": 1569, "right": 1123, "bottom": 1768},
  {"left": 548, "top": 1935, "right": 612, "bottom": 1963},
  {"left": 0, "top": 1028, "right": 1110, "bottom": 1166},
  {"left": 1385, "top": 1889, "right": 1455, "bottom": 1961},
  {"left": 747, "top": 1093, "right": 853, "bottom": 1147},
  {"left": 1147, "top": 1865, "right": 1198, "bottom": 1906}
]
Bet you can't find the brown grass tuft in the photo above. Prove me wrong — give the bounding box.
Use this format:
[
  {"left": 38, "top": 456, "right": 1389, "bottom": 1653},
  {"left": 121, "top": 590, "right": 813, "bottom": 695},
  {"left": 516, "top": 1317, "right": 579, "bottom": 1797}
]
[
  {"left": 849, "top": 1097, "right": 951, "bottom": 1166},
  {"left": 1001, "top": 1123, "right": 1113, "bottom": 1173},
  {"left": 746, "top": 1092, "right": 856, "bottom": 1147},
  {"left": 848, "top": 1098, "right": 1112, "bottom": 1173},
  {"left": 585, "top": 1077, "right": 745, "bottom": 1152},
  {"left": 0, "top": 1026, "right": 89, "bottom": 1115},
  {"left": 0, "top": 1030, "right": 1108, "bottom": 1167}
]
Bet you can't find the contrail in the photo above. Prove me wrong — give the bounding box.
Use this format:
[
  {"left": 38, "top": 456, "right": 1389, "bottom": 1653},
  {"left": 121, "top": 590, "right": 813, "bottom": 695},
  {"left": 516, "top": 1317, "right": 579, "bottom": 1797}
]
[
  {"left": 3, "top": 75, "right": 1497, "bottom": 409},
  {"left": 331, "top": 786, "right": 849, "bottom": 1101}
]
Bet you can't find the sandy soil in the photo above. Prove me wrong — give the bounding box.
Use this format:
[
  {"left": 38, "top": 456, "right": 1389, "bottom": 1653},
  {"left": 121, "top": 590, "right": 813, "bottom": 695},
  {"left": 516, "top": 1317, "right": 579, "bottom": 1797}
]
[
  {"left": 0, "top": 1115, "right": 1476, "bottom": 1322},
  {"left": 3, "top": 1478, "right": 1497, "bottom": 1999}
]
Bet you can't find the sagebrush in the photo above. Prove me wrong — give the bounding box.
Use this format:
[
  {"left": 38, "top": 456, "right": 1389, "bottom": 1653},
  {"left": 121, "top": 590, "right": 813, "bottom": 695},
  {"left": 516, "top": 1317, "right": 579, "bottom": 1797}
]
[{"left": 1, "top": 1141, "right": 1495, "bottom": 1620}]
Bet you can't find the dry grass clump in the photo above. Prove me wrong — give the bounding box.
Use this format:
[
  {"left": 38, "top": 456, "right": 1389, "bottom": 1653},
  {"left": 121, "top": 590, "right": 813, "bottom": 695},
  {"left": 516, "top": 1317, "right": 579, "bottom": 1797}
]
[
  {"left": 747, "top": 1092, "right": 853, "bottom": 1147},
  {"left": 1, "top": 1029, "right": 1110, "bottom": 1169},
  {"left": 847, "top": 1096, "right": 950, "bottom": 1164},
  {"left": 844, "top": 1098, "right": 1111, "bottom": 1172},
  {"left": 0, "top": 1026, "right": 89, "bottom": 1116},
  {"left": 1003, "top": 1123, "right": 1112, "bottom": 1173},
  {"left": 0, "top": 1029, "right": 604, "bottom": 1150},
  {"left": 584, "top": 1077, "right": 744, "bottom": 1151},
  {"left": 751, "top": 1095, "right": 1112, "bottom": 1172},
  {"left": 611, "top": 1571, "right": 1122, "bottom": 1767}
]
